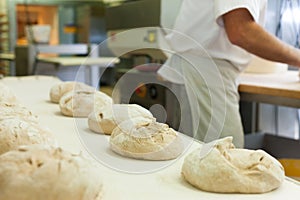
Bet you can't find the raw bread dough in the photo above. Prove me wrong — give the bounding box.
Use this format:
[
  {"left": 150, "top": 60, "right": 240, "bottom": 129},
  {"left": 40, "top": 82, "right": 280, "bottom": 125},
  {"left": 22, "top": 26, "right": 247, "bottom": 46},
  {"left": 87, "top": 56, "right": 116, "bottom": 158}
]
[
  {"left": 0, "top": 118, "right": 57, "bottom": 155},
  {"left": 0, "top": 83, "right": 17, "bottom": 103},
  {"left": 110, "top": 117, "right": 183, "bottom": 160},
  {"left": 88, "top": 104, "right": 154, "bottom": 135},
  {"left": 0, "top": 102, "right": 39, "bottom": 123},
  {"left": 49, "top": 81, "right": 94, "bottom": 103},
  {"left": 181, "top": 137, "right": 285, "bottom": 194},
  {"left": 0, "top": 145, "right": 103, "bottom": 200},
  {"left": 59, "top": 90, "right": 113, "bottom": 117}
]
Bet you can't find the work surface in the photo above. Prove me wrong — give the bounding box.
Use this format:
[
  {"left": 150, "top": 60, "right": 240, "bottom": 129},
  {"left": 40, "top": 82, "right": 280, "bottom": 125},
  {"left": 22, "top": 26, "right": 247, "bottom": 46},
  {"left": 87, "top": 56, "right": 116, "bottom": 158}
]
[
  {"left": 1, "top": 76, "right": 300, "bottom": 200},
  {"left": 37, "top": 56, "right": 119, "bottom": 67},
  {"left": 238, "top": 70, "right": 300, "bottom": 107}
]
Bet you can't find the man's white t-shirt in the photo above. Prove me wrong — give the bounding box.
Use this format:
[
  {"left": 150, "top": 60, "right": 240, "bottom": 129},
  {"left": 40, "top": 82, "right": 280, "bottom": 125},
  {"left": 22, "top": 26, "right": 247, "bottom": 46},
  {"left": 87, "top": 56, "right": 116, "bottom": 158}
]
[
  {"left": 161, "top": 0, "right": 267, "bottom": 71},
  {"left": 157, "top": 0, "right": 267, "bottom": 147}
]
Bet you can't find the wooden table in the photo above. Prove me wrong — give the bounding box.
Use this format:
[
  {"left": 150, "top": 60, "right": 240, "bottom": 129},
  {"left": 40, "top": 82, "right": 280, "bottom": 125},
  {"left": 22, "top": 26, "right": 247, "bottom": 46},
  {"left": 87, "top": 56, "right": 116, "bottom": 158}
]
[{"left": 239, "top": 71, "right": 300, "bottom": 108}]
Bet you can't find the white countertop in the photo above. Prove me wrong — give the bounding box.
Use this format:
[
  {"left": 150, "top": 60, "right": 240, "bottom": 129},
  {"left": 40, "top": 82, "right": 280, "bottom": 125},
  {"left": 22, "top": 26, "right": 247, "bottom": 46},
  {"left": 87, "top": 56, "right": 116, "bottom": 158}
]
[
  {"left": 239, "top": 71, "right": 300, "bottom": 108},
  {"left": 239, "top": 71, "right": 300, "bottom": 100},
  {"left": 37, "top": 56, "right": 120, "bottom": 67},
  {"left": 1, "top": 75, "right": 299, "bottom": 200}
]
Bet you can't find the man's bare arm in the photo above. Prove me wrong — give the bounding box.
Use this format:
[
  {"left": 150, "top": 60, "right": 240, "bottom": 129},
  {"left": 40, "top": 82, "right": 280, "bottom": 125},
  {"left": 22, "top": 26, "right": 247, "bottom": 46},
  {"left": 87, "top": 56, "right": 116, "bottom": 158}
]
[{"left": 223, "top": 8, "right": 300, "bottom": 67}]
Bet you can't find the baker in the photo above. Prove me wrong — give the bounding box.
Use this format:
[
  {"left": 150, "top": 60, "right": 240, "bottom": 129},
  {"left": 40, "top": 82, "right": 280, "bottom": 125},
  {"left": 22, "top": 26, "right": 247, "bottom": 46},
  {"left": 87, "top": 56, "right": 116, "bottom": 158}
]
[{"left": 158, "top": 0, "right": 300, "bottom": 148}]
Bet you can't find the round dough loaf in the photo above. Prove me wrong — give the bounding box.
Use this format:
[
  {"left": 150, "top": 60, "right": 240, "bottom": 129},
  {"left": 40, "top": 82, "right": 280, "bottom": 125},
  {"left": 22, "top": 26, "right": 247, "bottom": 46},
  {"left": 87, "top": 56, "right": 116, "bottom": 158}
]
[
  {"left": 0, "top": 102, "right": 39, "bottom": 123},
  {"left": 181, "top": 137, "right": 285, "bottom": 194},
  {"left": 0, "top": 118, "right": 57, "bottom": 155},
  {"left": 49, "top": 81, "right": 94, "bottom": 103},
  {"left": 0, "top": 83, "right": 17, "bottom": 103},
  {"left": 88, "top": 104, "right": 154, "bottom": 135},
  {"left": 0, "top": 145, "right": 103, "bottom": 200},
  {"left": 59, "top": 90, "right": 113, "bottom": 117},
  {"left": 110, "top": 117, "right": 183, "bottom": 160}
]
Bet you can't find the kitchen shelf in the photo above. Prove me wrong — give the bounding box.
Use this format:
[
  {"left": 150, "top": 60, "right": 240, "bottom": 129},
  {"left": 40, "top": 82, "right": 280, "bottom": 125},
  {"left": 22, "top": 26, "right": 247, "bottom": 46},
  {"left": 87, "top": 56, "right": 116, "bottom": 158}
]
[
  {"left": 0, "top": 37, "right": 8, "bottom": 42},
  {"left": 0, "top": 29, "right": 8, "bottom": 33},
  {"left": 0, "top": 22, "right": 8, "bottom": 26},
  {"left": 0, "top": 13, "right": 10, "bottom": 76}
]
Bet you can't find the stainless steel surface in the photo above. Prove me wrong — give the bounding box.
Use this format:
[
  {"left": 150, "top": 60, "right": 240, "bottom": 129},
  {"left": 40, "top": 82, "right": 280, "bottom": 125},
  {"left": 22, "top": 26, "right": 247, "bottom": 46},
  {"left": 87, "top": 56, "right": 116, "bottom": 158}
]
[
  {"left": 106, "top": 0, "right": 161, "bottom": 30},
  {"left": 106, "top": 0, "right": 182, "bottom": 30},
  {"left": 33, "top": 44, "right": 118, "bottom": 87},
  {"left": 37, "top": 56, "right": 118, "bottom": 86},
  {"left": 106, "top": 0, "right": 182, "bottom": 60},
  {"left": 36, "top": 44, "right": 89, "bottom": 54}
]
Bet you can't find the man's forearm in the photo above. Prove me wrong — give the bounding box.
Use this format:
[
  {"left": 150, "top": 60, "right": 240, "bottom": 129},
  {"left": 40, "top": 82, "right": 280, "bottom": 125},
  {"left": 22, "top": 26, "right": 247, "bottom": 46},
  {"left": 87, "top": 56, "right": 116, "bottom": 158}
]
[{"left": 223, "top": 8, "right": 300, "bottom": 67}]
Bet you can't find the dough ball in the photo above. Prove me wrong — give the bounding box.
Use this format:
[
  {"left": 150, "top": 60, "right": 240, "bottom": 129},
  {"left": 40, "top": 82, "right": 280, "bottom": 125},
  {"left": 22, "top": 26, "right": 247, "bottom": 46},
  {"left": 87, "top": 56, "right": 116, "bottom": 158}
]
[
  {"left": 49, "top": 81, "right": 94, "bottom": 103},
  {"left": 88, "top": 104, "right": 154, "bottom": 135},
  {"left": 0, "top": 145, "right": 103, "bottom": 200},
  {"left": 0, "top": 83, "right": 17, "bottom": 103},
  {"left": 0, "top": 118, "right": 57, "bottom": 155},
  {"left": 0, "top": 102, "right": 39, "bottom": 123},
  {"left": 59, "top": 90, "right": 113, "bottom": 117},
  {"left": 181, "top": 137, "right": 285, "bottom": 194},
  {"left": 110, "top": 117, "right": 183, "bottom": 160}
]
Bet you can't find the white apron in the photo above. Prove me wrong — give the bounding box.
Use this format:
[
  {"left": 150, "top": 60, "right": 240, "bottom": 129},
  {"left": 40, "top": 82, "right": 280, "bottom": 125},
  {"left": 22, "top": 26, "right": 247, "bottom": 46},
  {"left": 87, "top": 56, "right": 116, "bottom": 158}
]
[{"left": 158, "top": 53, "right": 244, "bottom": 148}]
